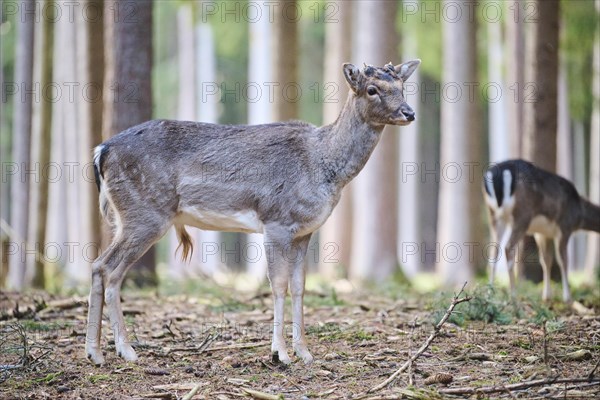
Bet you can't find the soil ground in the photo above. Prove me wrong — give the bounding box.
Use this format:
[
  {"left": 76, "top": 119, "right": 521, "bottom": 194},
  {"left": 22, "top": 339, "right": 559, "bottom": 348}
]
[{"left": 1, "top": 281, "right": 599, "bottom": 399}]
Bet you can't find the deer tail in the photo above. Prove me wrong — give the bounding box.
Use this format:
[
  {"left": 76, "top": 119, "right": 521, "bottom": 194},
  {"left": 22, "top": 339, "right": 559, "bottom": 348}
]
[
  {"left": 93, "top": 144, "right": 111, "bottom": 219},
  {"left": 175, "top": 225, "right": 194, "bottom": 262}
]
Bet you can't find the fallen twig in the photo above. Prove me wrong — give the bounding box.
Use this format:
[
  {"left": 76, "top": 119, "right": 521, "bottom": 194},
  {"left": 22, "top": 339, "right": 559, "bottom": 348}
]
[
  {"left": 242, "top": 387, "right": 283, "bottom": 400},
  {"left": 38, "top": 297, "right": 87, "bottom": 314},
  {"left": 588, "top": 358, "right": 600, "bottom": 380},
  {"left": 438, "top": 377, "right": 600, "bottom": 396},
  {"left": 368, "top": 282, "right": 471, "bottom": 393},
  {"left": 205, "top": 341, "right": 270, "bottom": 352},
  {"left": 182, "top": 383, "right": 202, "bottom": 400}
]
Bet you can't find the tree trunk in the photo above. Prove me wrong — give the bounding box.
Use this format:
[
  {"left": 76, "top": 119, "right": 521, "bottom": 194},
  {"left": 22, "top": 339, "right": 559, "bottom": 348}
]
[
  {"left": 30, "top": 0, "right": 55, "bottom": 288},
  {"left": 272, "top": 0, "right": 299, "bottom": 121},
  {"left": 349, "top": 0, "right": 400, "bottom": 283},
  {"left": 523, "top": 0, "right": 559, "bottom": 171},
  {"left": 505, "top": 0, "right": 525, "bottom": 158},
  {"left": 168, "top": 3, "right": 196, "bottom": 280},
  {"left": 488, "top": 18, "right": 508, "bottom": 163},
  {"left": 319, "top": 0, "right": 352, "bottom": 280},
  {"left": 103, "top": 0, "right": 155, "bottom": 287},
  {"left": 8, "top": 0, "right": 35, "bottom": 290},
  {"left": 522, "top": 0, "right": 560, "bottom": 282},
  {"left": 0, "top": 4, "right": 9, "bottom": 286},
  {"left": 397, "top": 27, "right": 421, "bottom": 278},
  {"left": 436, "top": 0, "right": 480, "bottom": 286},
  {"left": 85, "top": 0, "right": 104, "bottom": 265},
  {"left": 585, "top": 0, "right": 600, "bottom": 279},
  {"left": 246, "top": 1, "right": 274, "bottom": 285}
]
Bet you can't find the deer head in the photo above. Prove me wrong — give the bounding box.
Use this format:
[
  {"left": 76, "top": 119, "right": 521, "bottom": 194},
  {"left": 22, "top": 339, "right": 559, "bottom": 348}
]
[{"left": 342, "top": 60, "right": 421, "bottom": 127}]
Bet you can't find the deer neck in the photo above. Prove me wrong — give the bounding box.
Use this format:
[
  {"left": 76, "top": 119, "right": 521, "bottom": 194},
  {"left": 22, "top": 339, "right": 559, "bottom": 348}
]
[
  {"left": 319, "top": 92, "right": 385, "bottom": 188},
  {"left": 579, "top": 198, "right": 600, "bottom": 233}
]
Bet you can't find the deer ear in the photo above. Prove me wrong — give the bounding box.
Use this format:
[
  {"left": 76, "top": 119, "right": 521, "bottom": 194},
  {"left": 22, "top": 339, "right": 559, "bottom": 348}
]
[
  {"left": 394, "top": 59, "right": 421, "bottom": 81},
  {"left": 343, "top": 63, "right": 362, "bottom": 93}
]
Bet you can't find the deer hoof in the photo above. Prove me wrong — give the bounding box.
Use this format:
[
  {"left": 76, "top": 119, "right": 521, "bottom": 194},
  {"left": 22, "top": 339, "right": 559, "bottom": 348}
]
[
  {"left": 272, "top": 350, "right": 291, "bottom": 365},
  {"left": 86, "top": 350, "right": 105, "bottom": 366},
  {"left": 294, "top": 345, "right": 314, "bottom": 365},
  {"left": 116, "top": 344, "right": 138, "bottom": 362}
]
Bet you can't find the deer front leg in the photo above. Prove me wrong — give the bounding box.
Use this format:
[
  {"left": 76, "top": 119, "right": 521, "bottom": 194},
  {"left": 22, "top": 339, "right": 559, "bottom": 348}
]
[
  {"left": 488, "top": 217, "right": 504, "bottom": 285},
  {"left": 268, "top": 259, "right": 291, "bottom": 364},
  {"left": 504, "top": 222, "right": 527, "bottom": 299},
  {"left": 290, "top": 235, "right": 313, "bottom": 365},
  {"left": 264, "top": 228, "right": 293, "bottom": 364}
]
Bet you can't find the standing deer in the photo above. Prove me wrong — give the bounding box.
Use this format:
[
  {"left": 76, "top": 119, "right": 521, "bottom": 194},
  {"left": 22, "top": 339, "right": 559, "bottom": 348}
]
[
  {"left": 85, "top": 60, "right": 421, "bottom": 366},
  {"left": 483, "top": 159, "right": 600, "bottom": 302}
]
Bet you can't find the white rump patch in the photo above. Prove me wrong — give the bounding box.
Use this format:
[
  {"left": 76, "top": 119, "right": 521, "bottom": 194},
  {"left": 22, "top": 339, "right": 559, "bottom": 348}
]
[{"left": 175, "top": 207, "right": 264, "bottom": 234}]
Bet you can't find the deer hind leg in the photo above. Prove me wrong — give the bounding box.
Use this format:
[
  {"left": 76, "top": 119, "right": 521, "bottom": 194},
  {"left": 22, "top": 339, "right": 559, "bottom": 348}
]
[
  {"left": 534, "top": 234, "right": 554, "bottom": 301},
  {"left": 86, "top": 243, "right": 118, "bottom": 365},
  {"left": 289, "top": 235, "right": 313, "bottom": 365},
  {"left": 103, "top": 219, "right": 171, "bottom": 362},
  {"left": 554, "top": 234, "right": 572, "bottom": 303}
]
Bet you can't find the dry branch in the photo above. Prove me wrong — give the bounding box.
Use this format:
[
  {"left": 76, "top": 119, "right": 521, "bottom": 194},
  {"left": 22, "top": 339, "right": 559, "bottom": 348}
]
[
  {"left": 368, "top": 283, "right": 471, "bottom": 393},
  {"left": 438, "top": 377, "right": 600, "bottom": 396},
  {"left": 242, "top": 387, "right": 284, "bottom": 400},
  {"left": 182, "top": 383, "right": 202, "bottom": 400}
]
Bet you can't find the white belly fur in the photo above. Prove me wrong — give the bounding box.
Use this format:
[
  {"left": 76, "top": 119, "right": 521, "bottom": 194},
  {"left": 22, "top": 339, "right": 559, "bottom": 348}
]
[
  {"left": 175, "top": 207, "right": 263, "bottom": 233},
  {"left": 527, "top": 215, "right": 560, "bottom": 237}
]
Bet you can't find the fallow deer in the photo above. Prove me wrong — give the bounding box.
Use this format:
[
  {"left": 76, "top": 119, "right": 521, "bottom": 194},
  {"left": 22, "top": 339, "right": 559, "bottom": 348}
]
[
  {"left": 86, "top": 60, "right": 421, "bottom": 366},
  {"left": 483, "top": 159, "right": 600, "bottom": 302}
]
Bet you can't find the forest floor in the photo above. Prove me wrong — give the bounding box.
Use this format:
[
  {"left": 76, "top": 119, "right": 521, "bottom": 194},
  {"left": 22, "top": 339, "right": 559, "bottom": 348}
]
[{"left": 1, "top": 279, "right": 600, "bottom": 400}]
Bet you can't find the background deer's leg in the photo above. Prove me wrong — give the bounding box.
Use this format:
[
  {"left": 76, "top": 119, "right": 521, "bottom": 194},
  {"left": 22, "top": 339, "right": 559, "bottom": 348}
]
[
  {"left": 504, "top": 223, "right": 527, "bottom": 298},
  {"left": 290, "top": 234, "right": 312, "bottom": 364},
  {"left": 488, "top": 216, "right": 504, "bottom": 285},
  {"left": 533, "top": 234, "right": 554, "bottom": 301},
  {"left": 554, "top": 234, "right": 572, "bottom": 303}
]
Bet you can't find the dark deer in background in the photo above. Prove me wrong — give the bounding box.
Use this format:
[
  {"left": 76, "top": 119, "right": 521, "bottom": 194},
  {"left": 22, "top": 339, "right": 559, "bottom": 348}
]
[
  {"left": 86, "top": 60, "right": 421, "bottom": 366},
  {"left": 483, "top": 159, "right": 600, "bottom": 302}
]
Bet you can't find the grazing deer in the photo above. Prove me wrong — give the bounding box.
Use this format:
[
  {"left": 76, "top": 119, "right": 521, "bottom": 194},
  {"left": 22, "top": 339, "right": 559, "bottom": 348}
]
[
  {"left": 483, "top": 159, "right": 600, "bottom": 302},
  {"left": 85, "top": 60, "right": 421, "bottom": 366}
]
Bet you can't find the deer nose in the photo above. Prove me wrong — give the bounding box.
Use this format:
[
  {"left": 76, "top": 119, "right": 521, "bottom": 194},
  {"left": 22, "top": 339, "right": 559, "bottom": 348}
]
[{"left": 401, "top": 106, "right": 415, "bottom": 121}]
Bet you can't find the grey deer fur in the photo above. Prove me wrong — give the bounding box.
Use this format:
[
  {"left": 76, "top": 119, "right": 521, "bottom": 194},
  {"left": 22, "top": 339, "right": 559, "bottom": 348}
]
[
  {"left": 484, "top": 159, "right": 600, "bottom": 303},
  {"left": 85, "top": 60, "right": 421, "bottom": 366}
]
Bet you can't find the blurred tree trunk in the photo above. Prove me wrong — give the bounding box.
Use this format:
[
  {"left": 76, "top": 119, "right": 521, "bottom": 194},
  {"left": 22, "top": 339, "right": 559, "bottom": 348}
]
[
  {"left": 349, "top": 0, "right": 400, "bottom": 282},
  {"left": 8, "top": 0, "right": 35, "bottom": 290},
  {"left": 585, "top": 0, "right": 600, "bottom": 279},
  {"left": 103, "top": 0, "right": 155, "bottom": 287},
  {"left": 505, "top": 0, "right": 525, "bottom": 158},
  {"left": 246, "top": 2, "right": 273, "bottom": 284},
  {"left": 84, "top": 0, "right": 104, "bottom": 263},
  {"left": 319, "top": 0, "right": 352, "bottom": 280},
  {"left": 169, "top": 3, "right": 196, "bottom": 279},
  {"left": 522, "top": 0, "right": 559, "bottom": 282},
  {"left": 398, "top": 26, "right": 421, "bottom": 278},
  {"left": 30, "top": 0, "right": 55, "bottom": 288},
  {"left": 523, "top": 0, "right": 559, "bottom": 171},
  {"left": 436, "top": 0, "right": 480, "bottom": 286},
  {"left": 488, "top": 19, "right": 508, "bottom": 163},
  {"left": 0, "top": 5, "right": 8, "bottom": 286},
  {"left": 273, "top": 0, "right": 298, "bottom": 121}
]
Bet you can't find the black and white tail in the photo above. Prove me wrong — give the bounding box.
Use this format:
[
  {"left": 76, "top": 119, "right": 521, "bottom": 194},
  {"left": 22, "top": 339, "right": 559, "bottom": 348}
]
[{"left": 93, "top": 144, "right": 110, "bottom": 219}]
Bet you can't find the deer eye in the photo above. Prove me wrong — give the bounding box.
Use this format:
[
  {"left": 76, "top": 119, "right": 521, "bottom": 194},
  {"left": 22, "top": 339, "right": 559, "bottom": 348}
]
[{"left": 367, "top": 86, "right": 378, "bottom": 96}]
